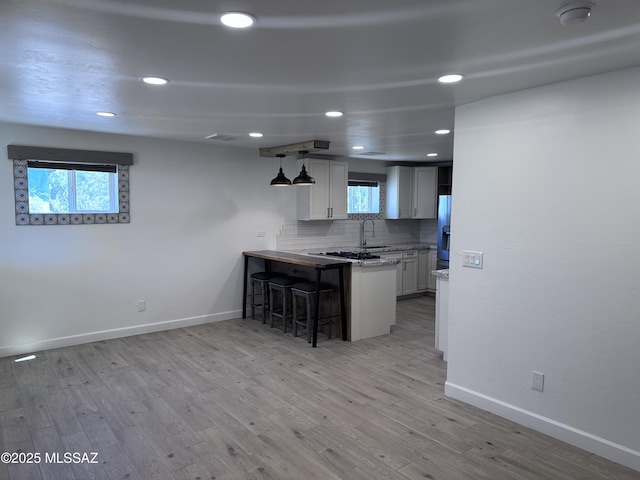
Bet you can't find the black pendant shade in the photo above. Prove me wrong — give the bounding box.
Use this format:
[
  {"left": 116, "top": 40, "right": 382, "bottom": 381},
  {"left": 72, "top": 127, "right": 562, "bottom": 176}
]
[
  {"left": 292, "top": 164, "right": 315, "bottom": 185},
  {"left": 270, "top": 154, "right": 291, "bottom": 186},
  {"left": 292, "top": 150, "right": 315, "bottom": 185}
]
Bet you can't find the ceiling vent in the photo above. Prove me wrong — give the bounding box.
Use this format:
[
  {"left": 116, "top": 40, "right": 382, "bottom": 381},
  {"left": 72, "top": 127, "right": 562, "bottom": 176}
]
[
  {"left": 205, "top": 133, "right": 238, "bottom": 141},
  {"left": 556, "top": 2, "right": 594, "bottom": 26}
]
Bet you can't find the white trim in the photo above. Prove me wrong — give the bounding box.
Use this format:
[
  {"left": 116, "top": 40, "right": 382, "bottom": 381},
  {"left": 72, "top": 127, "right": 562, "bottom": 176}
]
[
  {"left": 0, "top": 310, "right": 242, "bottom": 359},
  {"left": 445, "top": 381, "right": 640, "bottom": 473}
]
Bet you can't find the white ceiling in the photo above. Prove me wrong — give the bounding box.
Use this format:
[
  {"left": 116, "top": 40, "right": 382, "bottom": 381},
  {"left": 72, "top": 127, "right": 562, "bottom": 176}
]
[{"left": 2, "top": 0, "right": 640, "bottom": 162}]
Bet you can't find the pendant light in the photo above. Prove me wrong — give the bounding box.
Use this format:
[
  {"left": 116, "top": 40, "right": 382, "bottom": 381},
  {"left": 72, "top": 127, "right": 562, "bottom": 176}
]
[
  {"left": 270, "top": 153, "right": 291, "bottom": 186},
  {"left": 293, "top": 150, "right": 315, "bottom": 186}
]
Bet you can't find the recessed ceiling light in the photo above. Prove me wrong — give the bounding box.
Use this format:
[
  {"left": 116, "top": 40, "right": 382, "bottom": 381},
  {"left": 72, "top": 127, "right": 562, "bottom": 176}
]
[
  {"left": 96, "top": 111, "right": 116, "bottom": 117},
  {"left": 249, "top": 132, "right": 263, "bottom": 138},
  {"left": 435, "top": 129, "right": 451, "bottom": 135},
  {"left": 427, "top": 153, "right": 438, "bottom": 157},
  {"left": 556, "top": 2, "right": 594, "bottom": 26},
  {"left": 325, "top": 111, "right": 343, "bottom": 118},
  {"left": 438, "top": 74, "right": 464, "bottom": 84},
  {"left": 220, "top": 12, "right": 256, "bottom": 28},
  {"left": 352, "top": 145, "right": 365, "bottom": 150},
  {"left": 142, "top": 76, "right": 169, "bottom": 85}
]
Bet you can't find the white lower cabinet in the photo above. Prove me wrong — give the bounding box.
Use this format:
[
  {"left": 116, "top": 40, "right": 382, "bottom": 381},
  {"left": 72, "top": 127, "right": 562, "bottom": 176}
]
[
  {"left": 418, "top": 250, "right": 429, "bottom": 291},
  {"left": 418, "top": 249, "right": 437, "bottom": 292},
  {"left": 386, "top": 248, "right": 437, "bottom": 296},
  {"left": 428, "top": 250, "right": 437, "bottom": 291},
  {"left": 402, "top": 250, "right": 418, "bottom": 295},
  {"left": 435, "top": 274, "right": 449, "bottom": 360},
  {"left": 382, "top": 252, "right": 403, "bottom": 296},
  {"left": 350, "top": 264, "right": 397, "bottom": 340}
]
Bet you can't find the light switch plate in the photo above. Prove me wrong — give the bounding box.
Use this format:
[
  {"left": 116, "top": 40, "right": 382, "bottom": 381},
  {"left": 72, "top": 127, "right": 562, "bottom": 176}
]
[{"left": 463, "top": 250, "right": 483, "bottom": 269}]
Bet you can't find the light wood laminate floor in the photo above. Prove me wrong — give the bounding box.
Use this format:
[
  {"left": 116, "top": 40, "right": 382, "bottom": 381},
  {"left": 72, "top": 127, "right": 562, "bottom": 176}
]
[{"left": 1, "top": 296, "right": 638, "bottom": 480}]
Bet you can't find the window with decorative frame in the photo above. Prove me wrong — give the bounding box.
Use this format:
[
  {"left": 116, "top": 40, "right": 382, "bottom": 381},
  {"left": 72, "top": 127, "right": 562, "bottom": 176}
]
[
  {"left": 347, "top": 172, "right": 385, "bottom": 220},
  {"left": 8, "top": 145, "right": 132, "bottom": 226}
]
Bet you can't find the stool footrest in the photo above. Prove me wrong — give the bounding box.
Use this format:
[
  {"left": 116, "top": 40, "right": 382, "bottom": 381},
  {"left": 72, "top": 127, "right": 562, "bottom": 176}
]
[
  {"left": 250, "top": 271, "right": 278, "bottom": 281},
  {"left": 291, "top": 281, "right": 333, "bottom": 293}
]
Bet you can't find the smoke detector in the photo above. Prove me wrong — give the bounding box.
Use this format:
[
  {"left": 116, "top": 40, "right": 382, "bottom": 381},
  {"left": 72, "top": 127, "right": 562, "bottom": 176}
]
[{"left": 556, "top": 2, "right": 594, "bottom": 26}]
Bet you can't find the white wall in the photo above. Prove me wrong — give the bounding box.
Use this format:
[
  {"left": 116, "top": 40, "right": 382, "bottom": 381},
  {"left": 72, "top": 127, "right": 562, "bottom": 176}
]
[
  {"left": 446, "top": 67, "right": 640, "bottom": 471},
  {"left": 0, "top": 123, "right": 297, "bottom": 357}
]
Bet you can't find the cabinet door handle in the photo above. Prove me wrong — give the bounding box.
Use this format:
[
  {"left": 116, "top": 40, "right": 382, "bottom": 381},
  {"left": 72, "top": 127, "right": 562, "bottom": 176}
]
[
  {"left": 327, "top": 207, "right": 330, "bottom": 218},
  {"left": 330, "top": 207, "right": 333, "bottom": 217},
  {"left": 414, "top": 208, "right": 417, "bottom": 217}
]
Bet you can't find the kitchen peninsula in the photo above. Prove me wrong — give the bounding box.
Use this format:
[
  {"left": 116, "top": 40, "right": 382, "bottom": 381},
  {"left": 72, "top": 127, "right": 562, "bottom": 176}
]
[{"left": 242, "top": 250, "right": 397, "bottom": 346}]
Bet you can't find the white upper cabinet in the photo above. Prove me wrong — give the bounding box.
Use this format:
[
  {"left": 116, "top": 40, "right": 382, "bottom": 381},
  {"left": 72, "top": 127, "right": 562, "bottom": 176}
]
[
  {"left": 412, "top": 166, "right": 437, "bottom": 219},
  {"left": 386, "top": 165, "right": 437, "bottom": 219},
  {"left": 385, "top": 166, "right": 413, "bottom": 219},
  {"left": 329, "top": 160, "right": 348, "bottom": 219},
  {"left": 297, "top": 159, "right": 348, "bottom": 220}
]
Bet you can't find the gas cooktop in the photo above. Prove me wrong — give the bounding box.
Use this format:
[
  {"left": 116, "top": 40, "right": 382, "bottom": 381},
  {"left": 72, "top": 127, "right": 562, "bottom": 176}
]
[{"left": 320, "top": 251, "right": 381, "bottom": 260}]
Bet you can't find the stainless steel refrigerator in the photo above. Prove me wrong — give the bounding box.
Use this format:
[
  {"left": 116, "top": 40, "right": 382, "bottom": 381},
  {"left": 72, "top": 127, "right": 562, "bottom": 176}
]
[{"left": 437, "top": 195, "right": 451, "bottom": 269}]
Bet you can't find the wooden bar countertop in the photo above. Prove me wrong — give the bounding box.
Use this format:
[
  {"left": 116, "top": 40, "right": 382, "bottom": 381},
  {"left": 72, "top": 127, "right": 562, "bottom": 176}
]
[{"left": 242, "top": 250, "right": 351, "bottom": 269}]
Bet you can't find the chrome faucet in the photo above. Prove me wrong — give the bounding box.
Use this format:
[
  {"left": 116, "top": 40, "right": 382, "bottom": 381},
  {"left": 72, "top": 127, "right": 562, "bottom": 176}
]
[{"left": 361, "top": 219, "right": 375, "bottom": 246}]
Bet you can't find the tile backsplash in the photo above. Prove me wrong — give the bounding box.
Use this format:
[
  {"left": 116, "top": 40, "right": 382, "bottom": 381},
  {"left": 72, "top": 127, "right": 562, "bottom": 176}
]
[{"left": 277, "top": 218, "right": 437, "bottom": 251}]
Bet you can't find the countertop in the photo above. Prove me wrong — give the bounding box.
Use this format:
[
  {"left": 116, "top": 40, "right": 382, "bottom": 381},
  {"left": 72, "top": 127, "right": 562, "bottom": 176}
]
[
  {"left": 432, "top": 269, "right": 449, "bottom": 278},
  {"left": 336, "top": 243, "right": 436, "bottom": 253},
  {"left": 289, "top": 243, "right": 436, "bottom": 268},
  {"left": 243, "top": 250, "right": 351, "bottom": 268},
  {"left": 303, "top": 252, "right": 399, "bottom": 268}
]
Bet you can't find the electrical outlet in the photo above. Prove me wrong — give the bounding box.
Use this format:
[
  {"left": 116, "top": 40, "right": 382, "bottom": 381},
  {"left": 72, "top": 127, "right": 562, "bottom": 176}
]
[
  {"left": 137, "top": 300, "right": 146, "bottom": 312},
  {"left": 532, "top": 371, "right": 544, "bottom": 392}
]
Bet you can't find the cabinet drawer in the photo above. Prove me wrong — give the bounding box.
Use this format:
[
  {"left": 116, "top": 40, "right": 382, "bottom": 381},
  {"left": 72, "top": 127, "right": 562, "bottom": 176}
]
[{"left": 403, "top": 250, "right": 417, "bottom": 258}]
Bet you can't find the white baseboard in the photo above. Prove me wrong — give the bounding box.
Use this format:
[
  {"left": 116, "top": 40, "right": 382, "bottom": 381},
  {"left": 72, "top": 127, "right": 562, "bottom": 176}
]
[
  {"left": 445, "top": 381, "right": 640, "bottom": 473},
  {"left": 0, "top": 309, "right": 242, "bottom": 359}
]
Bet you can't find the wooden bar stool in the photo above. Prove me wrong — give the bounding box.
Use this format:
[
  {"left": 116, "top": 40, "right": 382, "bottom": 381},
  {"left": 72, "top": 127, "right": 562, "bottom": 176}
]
[
  {"left": 249, "top": 271, "right": 279, "bottom": 323},
  {"left": 268, "top": 276, "right": 299, "bottom": 332},
  {"left": 291, "top": 281, "right": 334, "bottom": 343}
]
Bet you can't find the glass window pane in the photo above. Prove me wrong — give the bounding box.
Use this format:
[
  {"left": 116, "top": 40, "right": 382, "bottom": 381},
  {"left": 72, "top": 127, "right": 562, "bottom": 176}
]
[
  {"left": 348, "top": 185, "right": 380, "bottom": 214},
  {"left": 27, "top": 167, "right": 70, "bottom": 213},
  {"left": 27, "top": 167, "right": 117, "bottom": 214},
  {"left": 371, "top": 186, "right": 380, "bottom": 213},
  {"left": 75, "top": 170, "right": 112, "bottom": 211}
]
